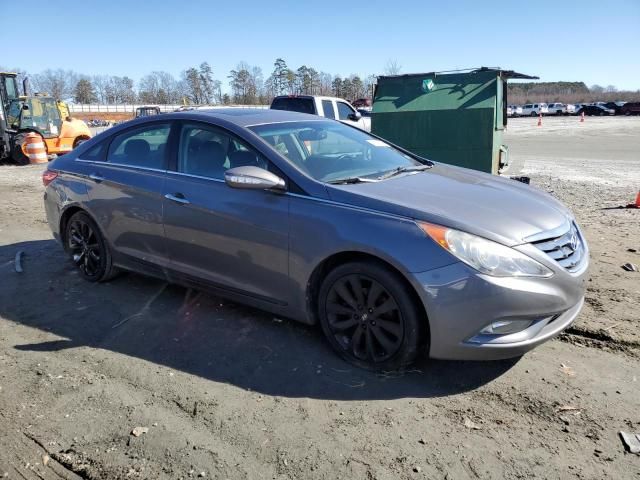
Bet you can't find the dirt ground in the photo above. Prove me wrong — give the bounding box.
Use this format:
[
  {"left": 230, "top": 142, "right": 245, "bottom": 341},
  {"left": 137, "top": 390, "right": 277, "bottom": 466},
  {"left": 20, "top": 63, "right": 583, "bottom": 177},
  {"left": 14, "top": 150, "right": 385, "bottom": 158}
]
[{"left": 1, "top": 116, "right": 639, "bottom": 479}]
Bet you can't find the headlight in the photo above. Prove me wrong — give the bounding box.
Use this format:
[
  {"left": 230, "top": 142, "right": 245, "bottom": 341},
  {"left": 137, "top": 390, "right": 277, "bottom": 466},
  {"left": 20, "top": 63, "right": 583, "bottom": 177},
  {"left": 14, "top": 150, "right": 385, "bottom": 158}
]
[{"left": 417, "top": 222, "right": 553, "bottom": 277}]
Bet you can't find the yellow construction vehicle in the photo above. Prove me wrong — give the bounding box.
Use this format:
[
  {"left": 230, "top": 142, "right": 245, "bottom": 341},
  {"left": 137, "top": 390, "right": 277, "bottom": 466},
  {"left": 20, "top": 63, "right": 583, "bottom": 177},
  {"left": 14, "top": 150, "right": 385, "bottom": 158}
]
[{"left": 0, "top": 72, "right": 91, "bottom": 165}]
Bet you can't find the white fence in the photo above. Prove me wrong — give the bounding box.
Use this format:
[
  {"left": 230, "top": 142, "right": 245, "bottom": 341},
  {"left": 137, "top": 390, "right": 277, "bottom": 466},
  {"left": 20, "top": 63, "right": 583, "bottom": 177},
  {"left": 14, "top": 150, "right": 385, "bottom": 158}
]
[{"left": 68, "top": 104, "right": 269, "bottom": 113}]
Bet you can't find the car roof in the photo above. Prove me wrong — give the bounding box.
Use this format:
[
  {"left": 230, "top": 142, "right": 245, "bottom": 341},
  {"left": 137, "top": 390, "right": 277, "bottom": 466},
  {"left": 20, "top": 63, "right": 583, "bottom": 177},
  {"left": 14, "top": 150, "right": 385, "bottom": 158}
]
[{"left": 160, "top": 108, "right": 326, "bottom": 127}]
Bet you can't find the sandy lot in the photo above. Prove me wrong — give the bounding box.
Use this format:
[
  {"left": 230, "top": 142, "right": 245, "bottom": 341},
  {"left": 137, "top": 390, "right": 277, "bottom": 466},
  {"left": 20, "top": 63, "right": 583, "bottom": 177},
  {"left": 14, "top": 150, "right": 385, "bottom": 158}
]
[{"left": 0, "top": 117, "right": 639, "bottom": 479}]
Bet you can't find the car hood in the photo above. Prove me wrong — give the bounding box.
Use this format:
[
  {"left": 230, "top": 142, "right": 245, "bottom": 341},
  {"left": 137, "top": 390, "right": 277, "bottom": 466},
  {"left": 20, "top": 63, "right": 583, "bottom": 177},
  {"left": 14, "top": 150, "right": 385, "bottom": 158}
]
[{"left": 326, "top": 164, "right": 573, "bottom": 246}]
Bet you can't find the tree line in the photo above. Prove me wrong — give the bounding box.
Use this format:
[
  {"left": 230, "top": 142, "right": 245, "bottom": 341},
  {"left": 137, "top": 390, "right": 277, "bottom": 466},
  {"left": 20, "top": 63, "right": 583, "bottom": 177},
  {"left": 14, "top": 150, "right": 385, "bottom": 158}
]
[
  {"left": 508, "top": 81, "right": 640, "bottom": 104},
  {"left": 4, "top": 61, "right": 638, "bottom": 105},
  {"left": 2, "top": 58, "right": 378, "bottom": 106}
]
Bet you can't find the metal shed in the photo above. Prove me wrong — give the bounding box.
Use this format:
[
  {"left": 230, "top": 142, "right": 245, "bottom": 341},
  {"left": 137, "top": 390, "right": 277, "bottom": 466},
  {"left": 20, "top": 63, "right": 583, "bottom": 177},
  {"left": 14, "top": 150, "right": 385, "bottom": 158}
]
[{"left": 372, "top": 67, "right": 538, "bottom": 174}]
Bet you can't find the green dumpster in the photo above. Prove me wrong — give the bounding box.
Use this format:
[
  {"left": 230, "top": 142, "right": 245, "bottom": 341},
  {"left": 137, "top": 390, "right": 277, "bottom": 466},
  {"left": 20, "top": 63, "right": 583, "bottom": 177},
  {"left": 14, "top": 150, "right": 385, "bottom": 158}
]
[{"left": 372, "top": 68, "right": 538, "bottom": 174}]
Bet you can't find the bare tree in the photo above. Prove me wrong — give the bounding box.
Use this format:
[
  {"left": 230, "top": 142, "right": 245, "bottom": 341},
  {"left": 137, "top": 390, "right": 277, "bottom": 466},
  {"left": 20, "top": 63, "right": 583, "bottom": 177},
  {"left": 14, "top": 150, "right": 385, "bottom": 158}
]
[
  {"left": 104, "top": 76, "right": 135, "bottom": 104},
  {"left": 139, "top": 71, "right": 183, "bottom": 104},
  {"left": 92, "top": 75, "right": 110, "bottom": 103},
  {"left": 364, "top": 74, "right": 377, "bottom": 99},
  {"left": 318, "top": 72, "right": 333, "bottom": 96},
  {"left": 384, "top": 59, "right": 402, "bottom": 76},
  {"left": 31, "top": 69, "right": 78, "bottom": 100},
  {"left": 229, "top": 62, "right": 263, "bottom": 104}
]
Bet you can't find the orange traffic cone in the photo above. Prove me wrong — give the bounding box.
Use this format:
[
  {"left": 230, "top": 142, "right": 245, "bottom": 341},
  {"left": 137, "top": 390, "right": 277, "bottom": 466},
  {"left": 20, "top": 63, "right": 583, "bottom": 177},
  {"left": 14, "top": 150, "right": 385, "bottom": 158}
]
[
  {"left": 627, "top": 191, "right": 640, "bottom": 208},
  {"left": 580, "top": 111, "right": 585, "bottom": 123},
  {"left": 24, "top": 132, "right": 48, "bottom": 164},
  {"left": 537, "top": 113, "right": 542, "bottom": 127}
]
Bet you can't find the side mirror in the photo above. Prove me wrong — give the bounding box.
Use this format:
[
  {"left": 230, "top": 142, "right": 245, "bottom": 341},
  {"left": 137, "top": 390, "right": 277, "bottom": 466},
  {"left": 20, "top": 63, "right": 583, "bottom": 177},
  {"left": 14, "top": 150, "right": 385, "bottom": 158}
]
[
  {"left": 225, "top": 166, "right": 286, "bottom": 191},
  {"left": 347, "top": 112, "right": 362, "bottom": 121},
  {"left": 22, "top": 104, "right": 29, "bottom": 110}
]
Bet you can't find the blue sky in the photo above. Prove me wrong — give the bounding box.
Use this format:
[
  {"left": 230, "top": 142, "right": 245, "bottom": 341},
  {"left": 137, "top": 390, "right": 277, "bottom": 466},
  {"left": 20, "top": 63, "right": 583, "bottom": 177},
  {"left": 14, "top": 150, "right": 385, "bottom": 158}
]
[{"left": 1, "top": 0, "right": 639, "bottom": 91}]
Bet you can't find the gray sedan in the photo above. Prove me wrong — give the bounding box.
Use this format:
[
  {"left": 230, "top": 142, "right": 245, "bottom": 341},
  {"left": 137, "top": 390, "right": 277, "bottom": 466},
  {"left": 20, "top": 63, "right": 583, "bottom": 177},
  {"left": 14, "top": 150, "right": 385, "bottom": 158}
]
[{"left": 43, "top": 109, "right": 588, "bottom": 370}]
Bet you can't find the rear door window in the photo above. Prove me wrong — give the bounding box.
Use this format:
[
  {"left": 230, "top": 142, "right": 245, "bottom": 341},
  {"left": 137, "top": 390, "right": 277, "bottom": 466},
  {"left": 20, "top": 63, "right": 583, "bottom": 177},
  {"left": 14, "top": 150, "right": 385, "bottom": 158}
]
[
  {"left": 321, "top": 100, "right": 335, "bottom": 119},
  {"left": 107, "top": 123, "right": 170, "bottom": 169}
]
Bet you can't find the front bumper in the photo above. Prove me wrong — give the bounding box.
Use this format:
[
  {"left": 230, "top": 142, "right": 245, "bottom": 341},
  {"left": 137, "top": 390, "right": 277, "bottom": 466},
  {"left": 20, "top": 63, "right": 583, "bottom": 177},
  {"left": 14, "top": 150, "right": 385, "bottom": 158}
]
[{"left": 410, "top": 259, "right": 588, "bottom": 361}]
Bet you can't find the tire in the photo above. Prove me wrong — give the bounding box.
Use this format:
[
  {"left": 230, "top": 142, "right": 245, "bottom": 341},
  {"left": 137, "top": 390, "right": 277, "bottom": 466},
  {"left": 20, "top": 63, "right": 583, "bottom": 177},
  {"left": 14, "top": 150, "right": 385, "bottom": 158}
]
[
  {"left": 318, "top": 260, "right": 425, "bottom": 371},
  {"left": 64, "top": 211, "right": 118, "bottom": 282},
  {"left": 10, "top": 133, "right": 32, "bottom": 166},
  {"left": 530, "top": 111, "right": 537, "bottom": 117}
]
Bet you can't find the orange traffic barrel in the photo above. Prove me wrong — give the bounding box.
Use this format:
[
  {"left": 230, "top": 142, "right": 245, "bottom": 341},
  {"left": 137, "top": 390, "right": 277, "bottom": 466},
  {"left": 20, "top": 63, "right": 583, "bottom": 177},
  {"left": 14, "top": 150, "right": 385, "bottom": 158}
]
[{"left": 24, "top": 133, "right": 48, "bottom": 164}]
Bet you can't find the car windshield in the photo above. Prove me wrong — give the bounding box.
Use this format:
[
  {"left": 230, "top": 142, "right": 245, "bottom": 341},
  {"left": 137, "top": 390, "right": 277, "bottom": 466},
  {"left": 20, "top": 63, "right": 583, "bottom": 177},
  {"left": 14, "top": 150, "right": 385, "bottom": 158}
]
[{"left": 249, "top": 120, "right": 425, "bottom": 183}]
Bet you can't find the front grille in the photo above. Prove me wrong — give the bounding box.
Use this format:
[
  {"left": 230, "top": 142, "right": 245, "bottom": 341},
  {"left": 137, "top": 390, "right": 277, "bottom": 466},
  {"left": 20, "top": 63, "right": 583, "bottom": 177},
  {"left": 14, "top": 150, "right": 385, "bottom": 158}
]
[{"left": 531, "top": 223, "right": 585, "bottom": 272}]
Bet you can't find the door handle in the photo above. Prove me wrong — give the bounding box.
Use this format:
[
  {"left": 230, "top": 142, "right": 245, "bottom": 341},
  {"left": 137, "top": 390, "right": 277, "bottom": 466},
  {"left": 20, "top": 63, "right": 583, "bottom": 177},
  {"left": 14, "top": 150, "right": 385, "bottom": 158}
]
[
  {"left": 164, "top": 193, "right": 190, "bottom": 205},
  {"left": 88, "top": 173, "right": 104, "bottom": 182}
]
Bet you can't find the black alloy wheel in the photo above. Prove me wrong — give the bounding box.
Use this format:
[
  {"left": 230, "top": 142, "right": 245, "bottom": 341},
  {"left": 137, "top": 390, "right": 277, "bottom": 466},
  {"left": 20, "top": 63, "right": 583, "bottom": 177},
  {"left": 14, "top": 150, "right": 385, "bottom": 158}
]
[
  {"left": 318, "top": 261, "right": 424, "bottom": 370},
  {"left": 65, "top": 211, "right": 117, "bottom": 282}
]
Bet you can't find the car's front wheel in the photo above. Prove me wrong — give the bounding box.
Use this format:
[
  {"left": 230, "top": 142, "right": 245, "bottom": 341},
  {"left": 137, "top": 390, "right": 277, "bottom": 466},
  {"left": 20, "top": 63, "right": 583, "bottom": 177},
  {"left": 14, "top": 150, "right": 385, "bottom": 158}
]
[
  {"left": 65, "top": 211, "right": 117, "bottom": 282},
  {"left": 318, "top": 261, "right": 425, "bottom": 370}
]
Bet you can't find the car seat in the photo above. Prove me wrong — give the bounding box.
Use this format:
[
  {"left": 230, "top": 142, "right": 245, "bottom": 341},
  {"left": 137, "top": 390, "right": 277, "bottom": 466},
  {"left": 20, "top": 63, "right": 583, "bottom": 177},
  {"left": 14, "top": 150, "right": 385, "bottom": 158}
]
[
  {"left": 124, "top": 139, "right": 151, "bottom": 165},
  {"left": 189, "top": 141, "right": 226, "bottom": 178}
]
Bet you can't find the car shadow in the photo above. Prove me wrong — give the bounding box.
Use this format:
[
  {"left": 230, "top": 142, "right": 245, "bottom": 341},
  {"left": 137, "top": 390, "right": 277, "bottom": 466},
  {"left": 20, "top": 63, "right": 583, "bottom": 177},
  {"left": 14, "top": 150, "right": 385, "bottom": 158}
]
[{"left": 1, "top": 239, "right": 519, "bottom": 400}]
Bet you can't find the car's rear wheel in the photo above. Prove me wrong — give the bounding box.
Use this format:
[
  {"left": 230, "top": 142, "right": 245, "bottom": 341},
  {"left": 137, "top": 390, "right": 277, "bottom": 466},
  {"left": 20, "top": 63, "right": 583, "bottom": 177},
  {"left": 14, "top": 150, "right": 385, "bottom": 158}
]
[
  {"left": 65, "top": 211, "right": 117, "bottom": 282},
  {"left": 530, "top": 111, "right": 537, "bottom": 117},
  {"left": 318, "top": 261, "right": 424, "bottom": 370}
]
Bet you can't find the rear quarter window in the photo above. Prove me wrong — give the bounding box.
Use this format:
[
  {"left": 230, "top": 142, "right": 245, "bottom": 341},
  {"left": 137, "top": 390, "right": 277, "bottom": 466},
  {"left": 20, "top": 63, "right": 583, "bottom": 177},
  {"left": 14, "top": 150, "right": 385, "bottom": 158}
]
[{"left": 78, "top": 141, "right": 107, "bottom": 161}]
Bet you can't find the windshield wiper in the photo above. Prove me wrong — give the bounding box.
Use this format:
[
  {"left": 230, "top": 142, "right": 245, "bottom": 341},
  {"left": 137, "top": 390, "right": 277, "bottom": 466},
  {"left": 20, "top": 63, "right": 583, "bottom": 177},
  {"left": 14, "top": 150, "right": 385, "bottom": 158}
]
[
  {"left": 327, "top": 177, "right": 379, "bottom": 185},
  {"left": 377, "top": 164, "right": 431, "bottom": 180}
]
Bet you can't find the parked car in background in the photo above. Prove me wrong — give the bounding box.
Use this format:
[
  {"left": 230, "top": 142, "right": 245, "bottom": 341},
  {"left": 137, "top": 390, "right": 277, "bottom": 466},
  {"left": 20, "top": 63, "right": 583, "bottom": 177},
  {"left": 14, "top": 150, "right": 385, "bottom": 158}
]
[
  {"left": 577, "top": 104, "right": 615, "bottom": 116},
  {"left": 521, "top": 103, "right": 549, "bottom": 116},
  {"left": 620, "top": 102, "right": 640, "bottom": 115},
  {"left": 42, "top": 109, "right": 588, "bottom": 369},
  {"left": 352, "top": 98, "right": 372, "bottom": 109},
  {"left": 135, "top": 106, "right": 161, "bottom": 118},
  {"left": 271, "top": 95, "right": 370, "bottom": 131},
  {"left": 547, "top": 103, "right": 567, "bottom": 115},
  {"left": 507, "top": 105, "right": 522, "bottom": 117},
  {"left": 604, "top": 102, "right": 626, "bottom": 115},
  {"left": 566, "top": 104, "right": 579, "bottom": 115}
]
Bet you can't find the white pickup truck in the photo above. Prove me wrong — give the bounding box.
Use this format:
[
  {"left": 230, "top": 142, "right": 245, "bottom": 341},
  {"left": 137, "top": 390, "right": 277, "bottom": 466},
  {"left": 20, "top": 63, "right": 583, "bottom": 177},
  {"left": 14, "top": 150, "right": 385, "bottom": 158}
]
[{"left": 270, "top": 95, "right": 371, "bottom": 131}]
